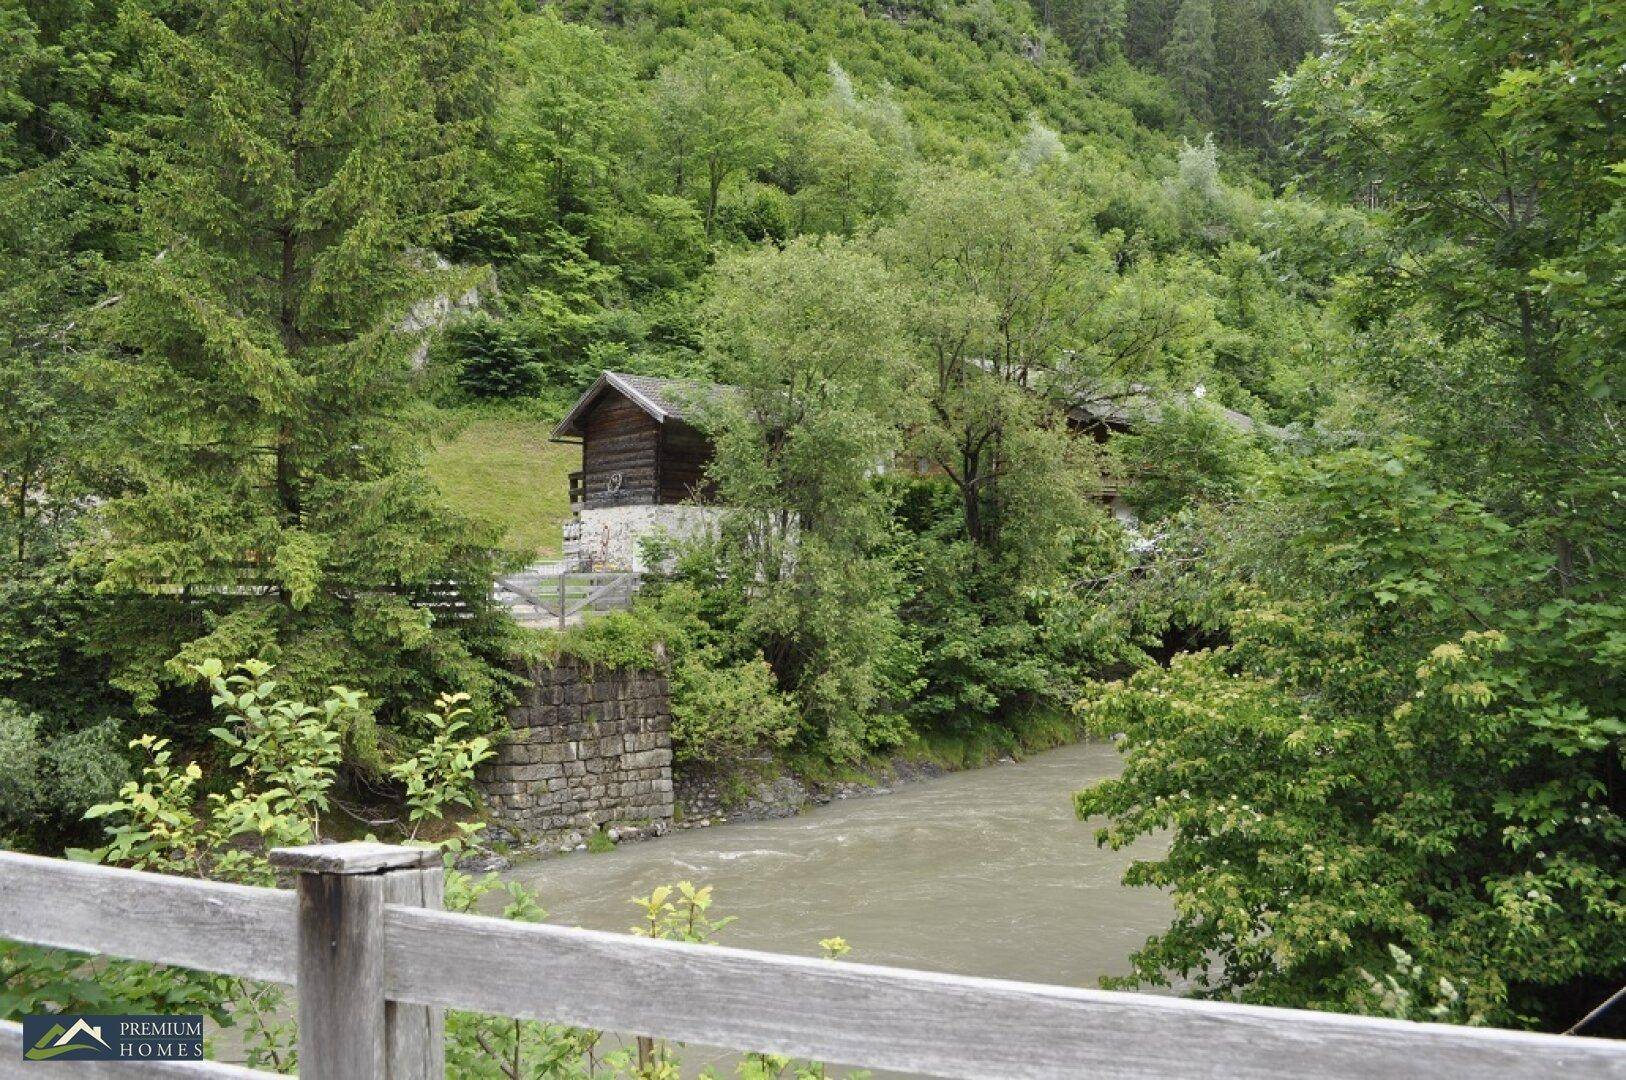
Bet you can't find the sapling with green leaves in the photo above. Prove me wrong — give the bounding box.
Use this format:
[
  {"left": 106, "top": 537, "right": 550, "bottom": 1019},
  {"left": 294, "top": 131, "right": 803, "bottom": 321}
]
[
  {"left": 78, "top": 660, "right": 354, "bottom": 883},
  {"left": 389, "top": 691, "right": 494, "bottom": 843},
  {"left": 41, "top": 660, "right": 508, "bottom": 1071}
]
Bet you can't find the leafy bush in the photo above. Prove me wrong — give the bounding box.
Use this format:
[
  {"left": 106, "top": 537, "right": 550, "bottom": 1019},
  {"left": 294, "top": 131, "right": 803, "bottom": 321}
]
[
  {"left": 36, "top": 720, "right": 129, "bottom": 830},
  {"left": 0, "top": 702, "right": 43, "bottom": 835},
  {"left": 0, "top": 699, "right": 127, "bottom": 848},
  {"left": 1111, "top": 402, "right": 1265, "bottom": 522},
  {"left": 1077, "top": 450, "right": 1626, "bottom": 1028},
  {"left": 669, "top": 654, "right": 797, "bottom": 765},
  {"left": 547, "top": 605, "right": 686, "bottom": 671},
  {"left": 388, "top": 692, "right": 494, "bottom": 843}
]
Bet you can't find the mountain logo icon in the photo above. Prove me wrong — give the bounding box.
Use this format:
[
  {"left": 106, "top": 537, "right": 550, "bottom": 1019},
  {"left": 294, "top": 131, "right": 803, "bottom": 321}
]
[{"left": 25, "top": 1017, "right": 111, "bottom": 1060}]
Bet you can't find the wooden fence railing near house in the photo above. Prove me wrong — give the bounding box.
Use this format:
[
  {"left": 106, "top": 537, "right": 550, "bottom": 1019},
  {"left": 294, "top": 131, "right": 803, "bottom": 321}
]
[
  {"left": 2, "top": 844, "right": 1622, "bottom": 1080},
  {"left": 494, "top": 569, "right": 640, "bottom": 629}
]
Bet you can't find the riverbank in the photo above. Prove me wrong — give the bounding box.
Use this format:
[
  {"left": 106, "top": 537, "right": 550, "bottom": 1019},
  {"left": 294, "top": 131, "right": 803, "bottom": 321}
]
[
  {"left": 678, "top": 704, "right": 1094, "bottom": 826},
  {"left": 473, "top": 706, "right": 1094, "bottom": 865}
]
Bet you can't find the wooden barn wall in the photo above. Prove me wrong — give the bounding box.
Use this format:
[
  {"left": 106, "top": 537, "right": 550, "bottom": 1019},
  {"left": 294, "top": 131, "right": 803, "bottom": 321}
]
[
  {"left": 658, "top": 421, "right": 715, "bottom": 504},
  {"left": 582, "top": 396, "right": 659, "bottom": 507}
]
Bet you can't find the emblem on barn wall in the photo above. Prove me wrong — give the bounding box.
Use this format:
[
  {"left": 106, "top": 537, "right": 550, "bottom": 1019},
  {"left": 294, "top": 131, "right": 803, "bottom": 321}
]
[{"left": 606, "top": 471, "right": 624, "bottom": 493}]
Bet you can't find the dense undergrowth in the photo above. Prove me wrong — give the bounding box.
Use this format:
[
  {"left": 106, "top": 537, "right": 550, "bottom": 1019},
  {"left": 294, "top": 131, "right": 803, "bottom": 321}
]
[{"left": 1, "top": 0, "right": 1619, "bottom": 1043}]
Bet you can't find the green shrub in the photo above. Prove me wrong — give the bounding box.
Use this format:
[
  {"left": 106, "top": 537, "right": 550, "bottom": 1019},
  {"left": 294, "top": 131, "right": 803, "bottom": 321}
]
[
  {"left": 439, "top": 314, "right": 545, "bottom": 399},
  {"left": 37, "top": 720, "right": 128, "bottom": 825},
  {"left": 547, "top": 606, "right": 683, "bottom": 670},
  {"left": 0, "top": 699, "right": 127, "bottom": 848},
  {"left": 1111, "top": 402, "right": 1265, "bottom": 522},
  {"left": 669, "top": 654, "right": 797, "bottom": 765},
  {"left": 0, "top": 702, "right": 43, "bottom": 837}
]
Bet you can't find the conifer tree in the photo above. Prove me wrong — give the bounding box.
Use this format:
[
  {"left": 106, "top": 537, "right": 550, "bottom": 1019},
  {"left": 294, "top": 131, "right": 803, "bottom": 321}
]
[
  {"left": 1160, "top": 0, "right": 1216, "bottom": 122},
  {"left": 1048, "top": 0, "right": 1128, "bottom": 69},
  {"left": 89, "top": 0, "right": 514, "bottom": 720},
  {"left": 1210, "top": 0, "right": 1271, "bottom": 146}
]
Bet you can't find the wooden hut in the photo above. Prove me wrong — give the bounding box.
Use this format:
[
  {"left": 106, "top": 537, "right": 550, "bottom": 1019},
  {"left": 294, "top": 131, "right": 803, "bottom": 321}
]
[{"left": 551, "top": 372, "right": 728, "bottom": 570}]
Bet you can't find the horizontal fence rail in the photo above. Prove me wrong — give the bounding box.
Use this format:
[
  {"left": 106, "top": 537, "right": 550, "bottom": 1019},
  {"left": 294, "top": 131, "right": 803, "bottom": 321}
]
[
  {"left": 0, "top": 851, "right": 295, "bottom": 985},
  {"left": 380, "top": 905, "right": 1625, "bottom": 1080},
  {"left": 2, "top": 847, "right": 1623, "bottom": 1079}
]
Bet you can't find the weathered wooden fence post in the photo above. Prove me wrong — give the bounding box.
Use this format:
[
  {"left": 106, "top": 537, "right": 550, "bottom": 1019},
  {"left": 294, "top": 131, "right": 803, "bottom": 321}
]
[
  {"left": 271, "top": 843, "right": 444, "bottom": 1080},
  {"left": 383, "top": 858, "right": 447, "bottom": 1080}
]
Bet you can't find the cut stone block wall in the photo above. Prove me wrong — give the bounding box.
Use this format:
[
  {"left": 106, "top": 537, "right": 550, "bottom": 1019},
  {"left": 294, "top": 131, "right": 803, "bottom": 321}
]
[{"left": 478, "top": 657, "right": 674, "bottom": 839}]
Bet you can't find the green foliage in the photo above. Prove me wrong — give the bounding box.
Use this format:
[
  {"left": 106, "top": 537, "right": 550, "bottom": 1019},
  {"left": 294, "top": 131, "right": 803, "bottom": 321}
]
[
  {"left": 549, "top": 605, "right": 685, "bottom": 671},
  {"left": 8, "top": 0, "right": 1360, "bottom": 808},
  {"left": 1048, "top": 0, "right": 1129, "bottom": 69},
  {"left": 1357, "top": 945, "right": 1484, "bottom": 1027},
  {"left": 388, "top": 691, "right": 494, "bottom": 843},
  {"left": 630, "top": 881, "right": 736, "bottom": 942},
  {"left": 80, "top": 0, "right": 516, "bottom": 729},
  {"left": 1160, "top": 0, "right": 1215, "bottom": 123},
  {"left": 1278, "top": 0, "right": 1623, "bottom": 586},
  {"left": 651, "top": 39, "right": 784, "bottom": 237},
  {"left": 439, "top": 314, "right": 546, "bottom": 399},
  {"left": 670, "top": 653, "right": 798, "bottom": 765},
  {"left": 1110, "top": 401, "right": 1264, "bottom": 521},
  {"left": 1077, "top": 450, "right": 1625, "bottom": 1028},
  {"left": 79, "top": 660, "right": 355, "bottom": 882},
  {"left": 0, "top": 698, "right": 127, "bottom": 848},
  {"left": 1112, "top": 0, "right": 1329, "bottom": 154},
  {"left": 697, "top": 236, "right": 919, "bottom": 758}
]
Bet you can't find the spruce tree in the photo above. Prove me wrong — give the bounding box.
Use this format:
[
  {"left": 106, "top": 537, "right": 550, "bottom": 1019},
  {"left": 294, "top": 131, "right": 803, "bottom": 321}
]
[
  {"left": 1210, "top": 0, "right": 1272, "bottom": 146},
  {"left": 89, "top": 0, "right": 514, "bottom": 721},
  {"left": 1160, "top": 0, "right": 1216, "bottom": 123},
  {"left": 1049, "top": 0, "right": 1128, "bottom": 69}
]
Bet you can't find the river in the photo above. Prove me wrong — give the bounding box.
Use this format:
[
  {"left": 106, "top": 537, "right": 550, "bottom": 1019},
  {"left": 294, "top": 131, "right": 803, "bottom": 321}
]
[{"left": 493, "top": 740, "right": 1171, "bottom": 1072}]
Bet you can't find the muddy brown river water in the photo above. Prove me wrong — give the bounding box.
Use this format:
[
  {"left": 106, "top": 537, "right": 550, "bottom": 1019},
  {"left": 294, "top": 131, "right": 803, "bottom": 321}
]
[{"left": 492, "top": 740, "right": 1171, "bottom": 1075}]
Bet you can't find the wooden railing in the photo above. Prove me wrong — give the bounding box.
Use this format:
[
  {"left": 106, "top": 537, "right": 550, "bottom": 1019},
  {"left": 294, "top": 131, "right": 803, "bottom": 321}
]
[
  {"left": 1, "top": 845, "right": 1622, "bottom": 1079},
  {"left": 493, "top": 570, "right": 640, "bottom": 629},
  {"left": 568, "top": 470, "right": 585, "bottom": 509}
]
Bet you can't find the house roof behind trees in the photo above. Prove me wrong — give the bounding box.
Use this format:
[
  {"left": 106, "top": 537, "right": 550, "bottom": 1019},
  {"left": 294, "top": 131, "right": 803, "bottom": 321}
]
[
  {"left": 1065, "top": 381, "right": 1289, "bottom": 440},
  {"left": 552, "top": 372, "right": 733, "bottom": 440}
]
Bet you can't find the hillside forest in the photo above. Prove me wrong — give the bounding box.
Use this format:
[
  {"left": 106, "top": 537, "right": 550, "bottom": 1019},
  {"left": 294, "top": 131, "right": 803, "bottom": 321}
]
[{"left": 1, "top": 0, "right": 1621, "bottom": 1052}]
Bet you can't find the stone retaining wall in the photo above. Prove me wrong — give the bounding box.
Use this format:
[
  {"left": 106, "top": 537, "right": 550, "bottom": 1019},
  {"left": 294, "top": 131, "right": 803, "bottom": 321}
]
[{"left": 477, "top": 658, "right": 674, "bottom": 840}]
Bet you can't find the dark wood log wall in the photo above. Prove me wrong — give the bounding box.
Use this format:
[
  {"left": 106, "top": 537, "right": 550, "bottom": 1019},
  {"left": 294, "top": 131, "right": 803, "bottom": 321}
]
[
  {"left": 582, "top": 396, "right": 659, "bottom": 507},
  {"left": 658, "top": 421, "right": 715, "bottom": 504}
]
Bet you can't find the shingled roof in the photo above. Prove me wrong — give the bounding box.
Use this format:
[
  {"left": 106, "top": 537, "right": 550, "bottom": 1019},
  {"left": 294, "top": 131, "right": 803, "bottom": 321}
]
[
  {"left": 1067, "top": 382, "right": 1289, "bottom": 440},
  {"left": 551, "top": 372, "right": 733, "bottom": 440}
]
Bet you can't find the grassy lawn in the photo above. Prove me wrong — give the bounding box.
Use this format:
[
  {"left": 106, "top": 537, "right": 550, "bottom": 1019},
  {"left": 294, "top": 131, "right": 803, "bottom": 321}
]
[{"left": 425, "top": 408, "right": 576, "bottom": 558}]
